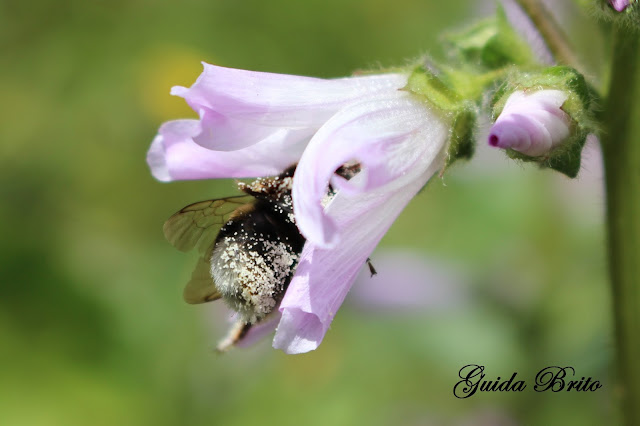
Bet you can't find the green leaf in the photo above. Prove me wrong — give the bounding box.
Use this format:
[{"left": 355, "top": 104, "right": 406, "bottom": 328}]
[{"left": 443, "top": 6, "right": 535, "bottom": 70}]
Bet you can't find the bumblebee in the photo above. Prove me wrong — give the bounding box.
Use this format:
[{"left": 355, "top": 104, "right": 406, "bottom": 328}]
[
  {"left": 163, "top": 163, "right": 372, "bottom": 351},
  {"left": 163, "top": 165, "right": 304, "bottom": 351}
]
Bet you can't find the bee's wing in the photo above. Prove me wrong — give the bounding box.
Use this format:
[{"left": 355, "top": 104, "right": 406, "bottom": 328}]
[
  {"left": 183, "top": 246, "right": 223, "bottom": 304},
  {"left": 163, "top": 196, "right": 253, "bottom": 253},
  {"left": 163, "top": 195, "right": 254, "bottom": 304}
]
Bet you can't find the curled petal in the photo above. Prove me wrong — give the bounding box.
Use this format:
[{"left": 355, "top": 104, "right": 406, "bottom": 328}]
[
  {"left": 488, "top": 90, "right": 569, "bottom": 157},
  {"left": 293, "top": 92, "right": 449, "bottom": 247},
  {"left": 273, "top": 150, "right": 447, "bottom": 354},
  {"left": 146, "top": 119, "right": 308, "bottom": 181},
  {"left": 173, "top": 63, "right": 408, "bottom": 150}
]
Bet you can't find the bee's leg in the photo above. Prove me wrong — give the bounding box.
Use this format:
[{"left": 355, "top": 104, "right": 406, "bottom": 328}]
[
  {"left": 216, "top": 320, "right": 252, "bottom": 353},
  {"left": 366, "top": 257, "right": 377, "bottom": 277}
]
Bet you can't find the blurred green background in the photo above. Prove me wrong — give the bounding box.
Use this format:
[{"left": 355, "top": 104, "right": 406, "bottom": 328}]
[{"left": 0, "top": 0, "right": 613, "bottom": 425}]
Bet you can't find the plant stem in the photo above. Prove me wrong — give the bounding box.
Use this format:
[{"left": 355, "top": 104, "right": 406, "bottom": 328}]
[
  {"left": 514, "top": 0, "right": 581, "bottom": 68},
  {"left": 602, "top": 25, "right": 640, "bottom": 426}
]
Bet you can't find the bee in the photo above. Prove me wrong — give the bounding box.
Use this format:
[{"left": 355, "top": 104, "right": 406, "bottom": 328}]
[
  {"left": 163, "top": 163, "right": 373, "bottom": 352},
  {"left": 163, "top": 165, "right": 303, "bottom": 351}
]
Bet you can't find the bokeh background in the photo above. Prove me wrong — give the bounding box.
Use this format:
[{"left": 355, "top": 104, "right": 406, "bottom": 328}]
[{"left": 1, "top": 0, "right": 614, "bottom": 425}]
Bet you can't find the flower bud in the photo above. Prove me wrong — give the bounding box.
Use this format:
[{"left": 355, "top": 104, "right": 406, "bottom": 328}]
[
  {"left": 488, "top": 90, "right": 570, "bottom": 157},
  {"left": 487, "top": 66, "right": 597, "bottom": 178},
  {"left": 609, "top": 0, "right": 631, "bottom": 12}
]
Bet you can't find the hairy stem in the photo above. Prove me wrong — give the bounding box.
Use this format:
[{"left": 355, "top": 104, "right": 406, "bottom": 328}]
[
  {"left": 602, "top": 25, "right": 640, "bottom": 426},
  {"left": 513, "top": 0, "right": 580, "bottom": 67}
]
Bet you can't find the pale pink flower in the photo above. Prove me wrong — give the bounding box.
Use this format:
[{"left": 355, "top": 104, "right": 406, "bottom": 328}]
[{"left": 148, "top": 63, "right": 452, "bottom": 354}]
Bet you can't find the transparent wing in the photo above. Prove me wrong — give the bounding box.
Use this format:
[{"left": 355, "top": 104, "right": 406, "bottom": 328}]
[
  {"left": 163, "top": 196, "right": 253, "bottom": 253},
  {"left": 163, "top": 195, "right": 254, "bottom": 304},
  {"left": 183, "top": 246, "right": 224, "bottom": 304}
]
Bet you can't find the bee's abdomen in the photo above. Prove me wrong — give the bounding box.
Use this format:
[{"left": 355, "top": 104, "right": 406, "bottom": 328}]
[{"left": 210, "top": 205, "right": 305, "bottom": 323}]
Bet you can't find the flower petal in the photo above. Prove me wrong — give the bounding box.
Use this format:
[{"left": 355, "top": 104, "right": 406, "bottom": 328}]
[
  {"left": 146, "top": 119, "right": 309, "bottom": 181},
  {"left": 609, "top": 0, "right": 631, "bottom": 12},
  {"left": 488, "top": 90, "right": 569, "bottom": 157},
  {"left": 273, "top": 149, "right": 447, "bottom": 354},
  {"left": 292, "top": 93, "right": 449, "bottom": 247},
  {"left": 192, "top": 107, "right": 314, "bottom": 151},
  {"left": 177, "top": 63, "right": 408, "bottom": 125},
  {"left": 173, "top": 63, "right": 408, "bottom": 150}
]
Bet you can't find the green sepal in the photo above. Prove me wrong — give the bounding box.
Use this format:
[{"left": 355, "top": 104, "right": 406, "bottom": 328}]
[
  {"left": 405, "top": 66, "right": 478, "bottom": 171},
  {"left": 445, "top": 108, "right": 476, "bottom": 168},
  {"left": 591, "top": 0, "right": 640, "bottom": 31},
  {"left": 503, "top": 130, "right": 588, "bottom": 178},
  {"left": 491, "top": 66, "right": 598, "bottom": 178},
  {"left": 491, "top": 66, "right": 596, "bottom": 117},
  {"left": 405, "top": 65, "right": 462, "bottom": 112},
  {"left": 443, "top": 6, "right": 535, "bottom": 70}
]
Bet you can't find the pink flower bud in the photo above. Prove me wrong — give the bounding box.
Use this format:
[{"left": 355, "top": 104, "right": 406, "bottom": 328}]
[
  {"left": 488, "top": 90, "right": 570, "bottom": 157},
  {"left": 609, "top": 0, "right": 631, "bottom": 12}
]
